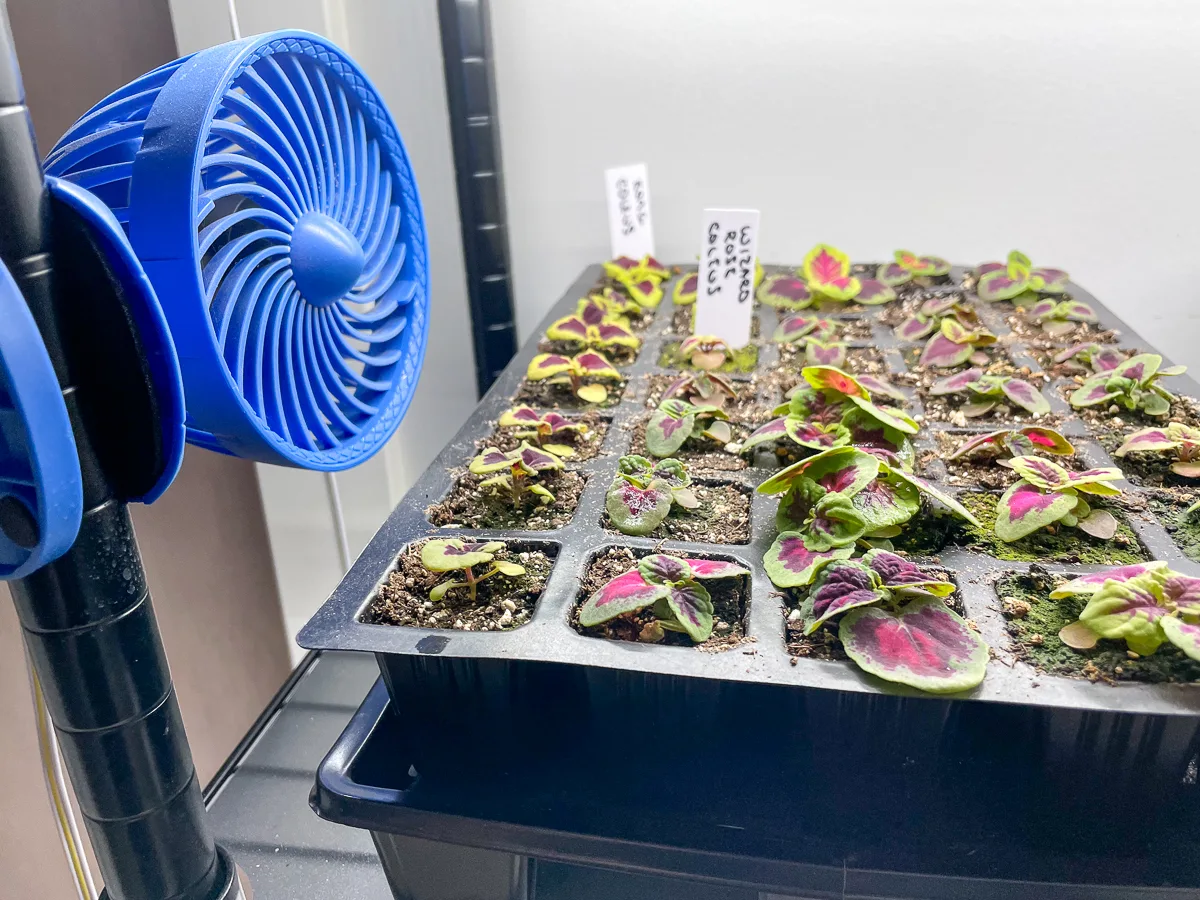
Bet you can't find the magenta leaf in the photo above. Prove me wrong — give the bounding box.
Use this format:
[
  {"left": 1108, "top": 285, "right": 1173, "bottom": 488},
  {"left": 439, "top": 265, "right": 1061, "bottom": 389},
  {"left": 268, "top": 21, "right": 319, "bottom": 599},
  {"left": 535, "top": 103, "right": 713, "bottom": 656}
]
[
  {"left": 638, "top": 554, "right": 693, "bottom": 585},
  {"left": 740, "top": 417, "right": 788, "bottom": 452},
  {"left": 877, "top": 262, "right": 912, "bottom": 286},
  {"left": 1053, "top": 342, "right": 1095, "bottom": 364},
  {"left": 994, "top": 482, "right": 1077, "bottom": 541},
  {"left": 896, "top": 315, "right": 935, "bottom": 341},
  {"left": 773, "top": 314, "right": 822, "bottom": 343},
  {"left": 786, "top": 418, "right": 851, "bottom": 450},
  {"left": 948, "top": 431, "right": 1006, "bottom": 460},
  {"left": 759, "top": 275, "right": 813, "bottom": 309},
  {"left": 856, "top": 279, "right": 896, "bottom": 305},
  {"left": 1049, "top": 561, "right": 1169, "bottom": 599},
  {"left": 520, "top": 444, "right": 564, "bottom": 471},
  {"left": 578, "top": 569, "right": 665, "bottom": 626},
  {"left": 840, "top": 598, "right": 989, "bottom": 693},
  {"left": 686, "top": 558, "right": 750, "bottom": 579},
  {"left": 886, "top": 468, "right": 982, "bottom": 527},
  {"left": 805, "top": 447, "right": 881, "bottom": 496},
  {"left": 999, "top": 378, "right": 1050, "bottom": 415},
  {"left": 605, "top": 480, "right": 672, "bottom": 535},
  {"left": 547, "top": 315, "right": 590, "bottom": 340},
  {"left": 1070, "top": 376, "right": 1121, "bottom": 408},
  {"left": 1062, "top": 300, "right": 1098, "bottom": 322},
  {"left": 975, "top": 261, "right": 1006, "bottom": 276},
  {"left": 764, "top": 534, "right": 853, "bottom": 588},
  {"left": 920, "top": 333, "right": 974, "bottom": 368},
  {"left": 1092, "top": 347, "right": 1124, "bottom": 372},
  {"left": 1114, "top": 353, "right": 1161, "bottom": 384},
  {"left": 1161, "top": 573, "right": 1200, "bottom": 617},
  {"left": 1028, "top": 299, "right": 1057, "bottom": 319},
  {"left": 803, "top": 561, "right": 887, "bottom": 634},
  {"left": 930, "top": 367, "right": 984, "bottom": 396},
  {"left": 503, "top": 405, "right": 543, "bottom": 425},
  {"left": 1078, "top": 573, "right": 1170, "bottom": 655},
  {"left": 863, "top": 548, "right": 955, "bottom": 597},
  {"left": 665, "top": 581, "right": 714, "bottom": 642},
  {"left": 856, "top": 374, "right": 907, "bottom": 404}
]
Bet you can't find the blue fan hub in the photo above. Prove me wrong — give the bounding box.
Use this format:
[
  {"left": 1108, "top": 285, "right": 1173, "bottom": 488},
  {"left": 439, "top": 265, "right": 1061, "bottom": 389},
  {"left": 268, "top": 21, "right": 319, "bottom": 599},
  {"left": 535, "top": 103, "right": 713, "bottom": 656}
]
[{"left": 290, "top": 212, "right": 366, "bottom": 309}]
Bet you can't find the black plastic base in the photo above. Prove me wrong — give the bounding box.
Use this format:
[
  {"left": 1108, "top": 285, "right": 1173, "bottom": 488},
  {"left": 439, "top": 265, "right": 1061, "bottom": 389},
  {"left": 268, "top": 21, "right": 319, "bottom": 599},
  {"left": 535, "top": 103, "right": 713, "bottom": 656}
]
[{"left": 98, "top": 846, "right": 243, "bottom": 900}]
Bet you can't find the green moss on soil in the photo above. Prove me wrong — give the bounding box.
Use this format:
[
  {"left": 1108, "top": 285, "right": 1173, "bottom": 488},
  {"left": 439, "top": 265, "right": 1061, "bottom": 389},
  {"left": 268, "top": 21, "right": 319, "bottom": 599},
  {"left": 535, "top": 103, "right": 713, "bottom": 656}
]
[
  {"left": 659, "top": 341, "right": 759, "bottom": 374},
  {"left": 959, "top": 492, "right": 1148, "bottom": 564},
  {"left": 997, "top": 569, "right": 1200, "bottom": 683},
  {"left": 1147, "top": 488, "right": 1200, "bottom": 562}
]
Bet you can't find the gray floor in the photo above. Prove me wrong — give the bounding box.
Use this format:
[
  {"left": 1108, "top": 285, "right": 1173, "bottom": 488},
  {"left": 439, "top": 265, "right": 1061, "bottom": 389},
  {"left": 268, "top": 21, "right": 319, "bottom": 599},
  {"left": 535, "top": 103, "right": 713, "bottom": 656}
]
[{"left": 206, "top": 651, "right": 393, "bottom": 900}]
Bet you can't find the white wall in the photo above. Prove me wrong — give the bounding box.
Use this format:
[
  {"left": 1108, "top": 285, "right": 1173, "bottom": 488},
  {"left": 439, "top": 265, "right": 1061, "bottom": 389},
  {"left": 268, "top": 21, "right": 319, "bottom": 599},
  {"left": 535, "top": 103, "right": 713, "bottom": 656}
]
[
  {"left": 491, "top": 0, "right": 1200, "bottom": 367},
  {"left": 170, "top": 0, "right": 478, "bottom": 659}
]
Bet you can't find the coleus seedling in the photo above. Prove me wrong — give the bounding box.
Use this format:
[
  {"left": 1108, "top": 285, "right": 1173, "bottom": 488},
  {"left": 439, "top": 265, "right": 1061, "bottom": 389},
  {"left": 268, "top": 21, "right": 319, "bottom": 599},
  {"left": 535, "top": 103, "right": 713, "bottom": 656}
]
[
  {"left": 772, "top": 313, "right": 839, "bottom": 345},
  {"left": 805, "top": 340, "right": 848, "bottom": 368},
  {"left": 545, "top": 300, "right": 640, "bottom": 352},
  {"left": 1052, "top": 342, "right": 1125, "bottom": 374},
  {"left": 919, "top": 317, "right": 998, "bottom": 368},
  {"left": 1115, "top": 422, "right": 1200, "bottom": 478},
  {"left": 947, "top": 425, "right": 1074, "bottom": 463},
  {"left": 497, "top": 406, "right": 588, "bottom": 457},
  {"left": 877, "top": 250, "right": 952, "bottom": 286},
  {"left": 469, "top": 441, "right": 564, "bottom": 505},
  {"left": 421, "top": 539, "right": 525, "bottom": 603},
  {"left": 1069, "top": 353, "right": 1186, "bottom": 417},
  {"left": 578, "top": 553, "right": 749, "bottom": 643},
  {"left": 894, "top": 294, "right": 979, "bottom": 342},
  {"left": 673, "top": 271, "right": 698, "bottom": 305},
  {"left": 605, "top": 455, "right": 698, "bottom": 536},
  {"left": 584, "top": 288, "right": 644, "bottom": 322},
  {"left": 645, "top": 398, "right": 732, "bottom": 457},
  {"left": 1028, "top": 298, "right": 1098, "bottom": 337},
  {"left": 678, "top": 334, "right": 733, "bottom": 371},
  {"left": 526, "top": 350, "right": 622, "bottom": 403},
  {"left": 975, "top": 250, "right": 1069, "bottom": 303},
  {"left": 759, "top": 446, "right": 980, "bottom": 563},
  {"left": 739, "top": 367, "right": 917, "bottom": 459},
  {"left": 1048, "top": 562, "right": 1200, "bottom": 660},
  {"left": 604, "top": 254, "right": 670, "bottom": 283},
  {"left": 757, "top": 274, "right": 814, "bottom": 310},
  {"left": 800, "top": 244, "right": 895, "bottom": 305},
  {"left": 994, "top": 455, "right": 1124, "bottom": 542},
  {"left": 929, "top": 367, "right": 1050, "bottom": 417},
  {"left": 662, "top": 371, "right": 738, "bottom": 410}
]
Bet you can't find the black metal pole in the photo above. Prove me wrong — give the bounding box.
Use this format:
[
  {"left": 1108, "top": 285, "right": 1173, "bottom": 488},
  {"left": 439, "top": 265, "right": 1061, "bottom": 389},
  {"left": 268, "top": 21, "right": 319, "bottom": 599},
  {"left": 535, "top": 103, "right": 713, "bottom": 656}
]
[{"left": 0, "top": 6, "right": 236, "bottom": 899}]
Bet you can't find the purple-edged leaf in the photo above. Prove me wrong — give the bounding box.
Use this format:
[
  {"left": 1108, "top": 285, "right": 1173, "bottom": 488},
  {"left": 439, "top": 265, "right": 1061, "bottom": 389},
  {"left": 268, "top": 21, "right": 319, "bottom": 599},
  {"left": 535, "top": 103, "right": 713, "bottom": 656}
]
[
  {"left": 687, "top": 558, "right": 750, "bottom": 579},
  {"left": 856, "top": 374, "right": 908, "bottom": 404},
  {"left": 1031, "top": 267, "right": 1069, "bottom": 293},
  {"left": 805, "top": 447, "right": 882, "bottom": 497},
  {"left": 1008, "top": 455, "right": 1071, "bottom": 489},
  {"left": 1078, "top": 572, "right": 1170, "bottom": 655},
  {"left": 764, "top": 533, "right": 853, "bottom": 588},
  {"left": 930, "top": 367, "right": 985, "bottom": 396},
  {"left": 887, "top": 468, "right": 982, "bottom": 527},
  {"left": 638, "top": 554, "right": 693, "bottom": 585},
  {"left": 1114, "top": 353, "right": 1161, "bottom": 384},
  {"left": 786, "top": 418, "right": 851, "bottom": 450},
  {"left": 995, "top": 481, "right": 1077, "bottom": 541},
  {"left": 1115, "top": 427, "right": 1176, "bottom": 457},
  {"left": 1049, "top": 561, "right": 1169, "bottom": 599},
  {"left": 896, "top": 315, "right": 936, "bottom": 341},
  {"left": 948, "top": 430, "right": 1007, "bottom": 461},
  {"left": 605, "top": 479, "right": 672, "bottom": 535},
  {"left": 740, "top": 417, "right": 788, "bottom": 453},
  {"left": 806, "top": 340, "right": 847, "bottom": 367},
  {"left": 856, "top": 279, "right": 896, "bottom": 305},
  {"left": 839, "top": 597, "right": 988, "bottom": 693},
  {"left": 758, "top": 275, "right": 814, "bottom": 309},
  {"left": 773, "top": 314, "right": 822, "bottom": 343},
  {"left": 665, "top": 581, "right": 714, "bottom": 642},
  {"left": 519, "top": 443, "right": 565, "bottom": 471},
  {"left": 546, "top": 315, "right": 590, "bottom": 341},
  {"left": 877, "top": 261, "right": 912, "bottom": 286},
  {"left": 806, "top": 494, "right": 868, "bottom": 551},
  {"left": 863, "top": 548, "right": 955, "bottom": 597},
  {"left": 804, "top": 561, "right": 886, "bottom": 634},
  {"left": 499, "top": 405, "right": 544, "bottom": 426},
  {"left": 999, "top": 378, "right": 1050, "bottom": 415},
  {"left": 976, "top": 268, "right": 1029, "bottom": 302},
  {"left": 1070, "top": 376, "right": 1121, "bottom": 408},
  {"left": 1028, "top": 298, "right": 1058, "bottom": 320},
  {"left": 575, "top": 350, "right": 621, "bottom": 377},
  {"left": 578, "top": 568, "right": 665, "bottom": 626},
  {"left": 646, "top": 400, "right": 697, "bottom": 457},
  {"left": 1062, "top": 301, "right": 1098, "bottom": 322},
  {"left": 851, "top": 475, "right": 920, "bottom": 532},
  {"left": 1161, "top": 617, "right": 1200, "bottom": 662},
  {"left": 920, "top": 333, "right": 974, "bottom": 368}
]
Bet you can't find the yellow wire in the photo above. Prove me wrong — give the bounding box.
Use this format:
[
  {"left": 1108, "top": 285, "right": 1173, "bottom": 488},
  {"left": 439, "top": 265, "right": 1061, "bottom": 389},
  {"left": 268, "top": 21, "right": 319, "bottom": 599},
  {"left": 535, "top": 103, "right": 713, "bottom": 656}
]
[{"left": 31, "top": 665, "right": 96, "bottom": 900}]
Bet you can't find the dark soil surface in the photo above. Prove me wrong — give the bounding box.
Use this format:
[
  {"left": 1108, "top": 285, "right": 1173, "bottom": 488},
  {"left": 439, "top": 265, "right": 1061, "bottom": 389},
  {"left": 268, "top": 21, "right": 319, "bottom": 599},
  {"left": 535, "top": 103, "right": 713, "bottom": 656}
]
[
  {"left": 514, "top": 378, "right": 627, "bottom": 410},
  {"left": 1063, "top": 386, "right": 1200, "bottom": 434},
  {"left": 899, "top": 352, "right": 1059, "bottom": 428},
  {"left": 1005, "top": 315, "right": 1117, "bottom": 348},
  {"left": 484, "top": 409, "right": 610, "bottom": 462},
  {"left": 602, "top": 481, "right": 750, "bottom": 544},
  {"left": 1146, "top": 487, "right": 1200, "bottom": 562},
  {"left": 427, "top": 470, "right": 586, "bottom": 530},
  {"left": 959, "top": 492, "right": 1148, "bottom": 564},
  {"left": 627, "top": 417, "right": 749, "bottom": 473},
  {"left": 363, "top": 542, "right": 553, "bottom": 631},
  {"left": 776, "top": 343, "right": 885, "bottom": 374},
  {"left": 572, "top": 546, "right": 750, "bottom": 650},
  {"left": 926, "top": 430, "right": 1087, "bottom": 491},
  {"left": 997, "top": 567, "right": 1200, "bottom": 683},
  {"left": 876, "top": 288, "right": 966, "bottom": 329},
  {"left": 642, "top": 373, "right": 775, "bottom": 425},
  {"left": 669, "top": 306, "right": 761, "bottom": 339}
]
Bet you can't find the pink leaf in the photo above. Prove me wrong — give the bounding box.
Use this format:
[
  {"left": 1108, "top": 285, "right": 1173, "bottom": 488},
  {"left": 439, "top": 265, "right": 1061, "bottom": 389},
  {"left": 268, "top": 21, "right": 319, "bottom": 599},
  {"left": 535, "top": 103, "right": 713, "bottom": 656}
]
[
  {"left": 740, "top": 417, "right": 788, "bottom": 452},
  {"left": 1161, "top": 617, "right": 1200, "bottom": 661},
  {"left": 864, "top": 549, "right": 955, "bottom": 596},
  {"left": 995, "top": 482, "right": 1077, "bottom": 541},
  {"left": 855, "top": 374, "right": 908, "bottom": 403},
  {"left": 896, "top": 315, "right": 935, "bottom": 341},
  {"left": 686, "top": 558, "right": 750, "bottom": 579},
  {"left": 1050, "top": 561, "right": 1169, "bottom": 599},
  {"left": 806, "top": 340, "right": 847, "bottom": 367},
  {"left": 877, "top": 262, "right": 911, "bottom": 286},
  {"left": 1092, "top": 348, "right": 1125, "bottom": 372},
  {"left": 948, "top": 431, "right": 1007, "bottom": 460},
  {"left": 578, "top": 569, "right": 664, "bottom": 626},
  {"left": 774, "top": 314, "right": 821, "bottom": 343},
  {"left": 999, "top": 378, "right": 1050, "bottom": 415},
  {"left": 764, "top": 534, "right": 853, "bottom": 587},
  {"left": 920, "top": 333, "right": 974, "bottom": 368},
  {"left": 930, "top": 367, "right": 985, "bottom": 396},
  {"left": 1031, "top": 267, "right": 1069, "bottom": 292},
  {"left": 855, "top": 279, "right": 896, "bottom": 305}
]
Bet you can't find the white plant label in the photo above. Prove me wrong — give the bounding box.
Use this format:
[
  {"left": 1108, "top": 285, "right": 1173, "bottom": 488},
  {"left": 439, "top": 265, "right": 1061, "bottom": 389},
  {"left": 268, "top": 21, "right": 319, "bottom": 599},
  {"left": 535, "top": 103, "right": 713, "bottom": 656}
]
[
  {"left": 604, "top": 163, "right": 654, "bottom": 259},
  {"left": 695, "top": 208, "right": 760, "bottom": 347}
]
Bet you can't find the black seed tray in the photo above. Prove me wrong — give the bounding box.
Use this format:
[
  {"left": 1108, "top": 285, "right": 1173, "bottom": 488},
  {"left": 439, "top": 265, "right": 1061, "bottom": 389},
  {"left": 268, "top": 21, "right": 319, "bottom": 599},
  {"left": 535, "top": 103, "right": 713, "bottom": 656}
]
[{"left": 299, "top": 264, "right": 1200, "bottom": 796}]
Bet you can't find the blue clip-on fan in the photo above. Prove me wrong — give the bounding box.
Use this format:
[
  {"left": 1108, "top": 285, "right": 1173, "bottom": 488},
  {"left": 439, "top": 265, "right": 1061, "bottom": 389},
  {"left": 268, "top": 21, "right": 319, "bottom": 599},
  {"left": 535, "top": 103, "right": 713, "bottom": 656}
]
[{"left": 0, "top": 15, "right": 428, "bottom": 900}]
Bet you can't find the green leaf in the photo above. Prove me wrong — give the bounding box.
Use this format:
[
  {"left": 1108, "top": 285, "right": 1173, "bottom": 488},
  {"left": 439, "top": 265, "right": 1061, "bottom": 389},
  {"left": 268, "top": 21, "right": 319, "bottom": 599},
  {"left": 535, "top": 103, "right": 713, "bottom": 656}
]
[
  {"left": 1078, "top": 572, "right": 1170, "bottom": 655},
  {"left": 430, "top": 580, "right": 467, "bottom": 603},
  {"left": 422, "top": 538, "right": 502, "bottom": 572},
  {"left": 763, "top": 533, "right": 853, "bottom": 588},
  {"left": 493, "top": 561, "right": 526, "bottom": 577},
  {"left": 664, "top": 581, "right": 715, "bottom": 642}
]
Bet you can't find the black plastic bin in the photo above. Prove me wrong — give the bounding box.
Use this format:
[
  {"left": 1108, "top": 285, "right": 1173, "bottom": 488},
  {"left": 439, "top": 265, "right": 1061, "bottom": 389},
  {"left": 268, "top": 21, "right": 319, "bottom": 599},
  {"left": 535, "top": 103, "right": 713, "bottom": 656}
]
[
  {"left": 298, "top": 263, "right": 1200, "bottom": 798},
  {"left": 312, "top": 679, "right": 1200, "bottom": 900}
]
